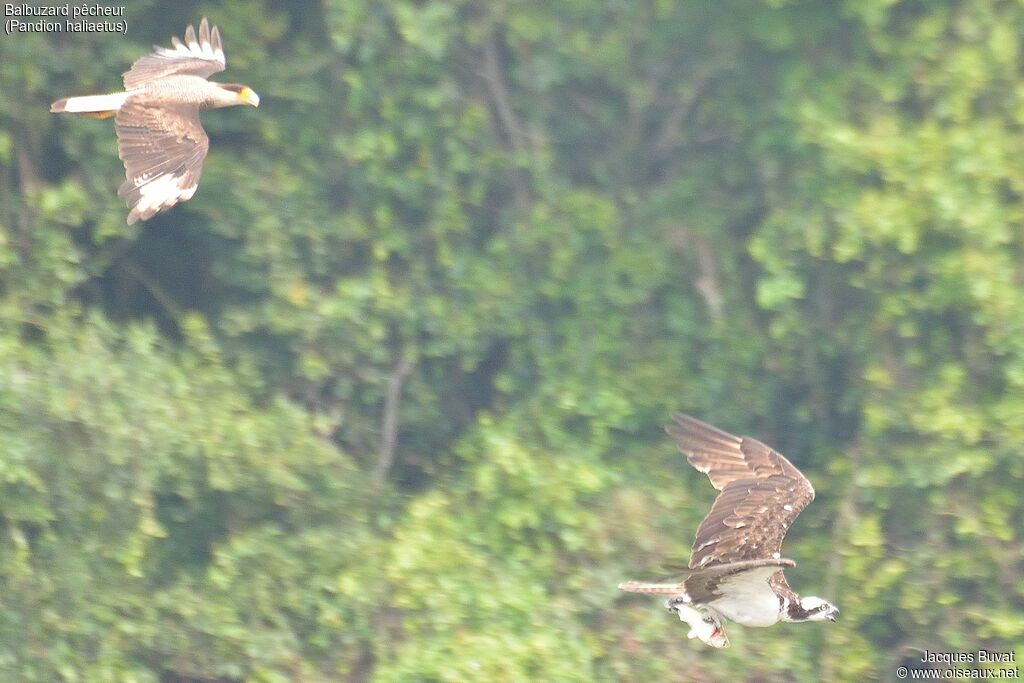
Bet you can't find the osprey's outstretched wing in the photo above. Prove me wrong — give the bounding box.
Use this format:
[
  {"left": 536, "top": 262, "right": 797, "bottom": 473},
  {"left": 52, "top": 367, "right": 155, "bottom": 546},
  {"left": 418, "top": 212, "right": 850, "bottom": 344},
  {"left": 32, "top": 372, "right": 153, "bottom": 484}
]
[
  {"left": 665, "top": 414, "right": 815, "bottom": 569},
  {"left": 618, "top": 558, "right": 795, "bottom": 598},
  {"left": 123, "top": 17, "right": 226, "bottom": 89},
  {"left": 682, "top": 558, "right": 796, "bottom": 604}
]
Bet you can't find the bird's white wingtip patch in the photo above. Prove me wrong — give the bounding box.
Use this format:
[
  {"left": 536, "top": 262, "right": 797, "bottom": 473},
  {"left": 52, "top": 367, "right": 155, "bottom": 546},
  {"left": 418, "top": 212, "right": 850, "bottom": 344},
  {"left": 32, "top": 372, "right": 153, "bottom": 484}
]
[
  {"left": 157, "top": 21, "right": 225, "bottom": 65},
  {"left": 127, "top": 172, "right": 198, "bottom": 222}
]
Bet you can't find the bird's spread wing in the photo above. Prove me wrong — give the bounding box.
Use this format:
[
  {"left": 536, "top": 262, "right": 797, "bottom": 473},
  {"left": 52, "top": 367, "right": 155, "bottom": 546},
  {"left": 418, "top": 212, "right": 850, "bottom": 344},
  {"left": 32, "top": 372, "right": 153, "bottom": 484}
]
[
  {"left": 767, "top": 568, "right": 799, "bottom": 604},
  {"left": 618, "top": 557, "right": 795, "bottom": 597},
  {"left": 122, "top": 17, "right": 226, "bottom": 90},
  {"left": 114, "top": 100, "right": 209, "bottom": 224},
  {"left": 682, "top": 558, "right": 795, "bottom": 605},
  {"left": 665, "top": 414, "right": 816, "bottom": 568}
]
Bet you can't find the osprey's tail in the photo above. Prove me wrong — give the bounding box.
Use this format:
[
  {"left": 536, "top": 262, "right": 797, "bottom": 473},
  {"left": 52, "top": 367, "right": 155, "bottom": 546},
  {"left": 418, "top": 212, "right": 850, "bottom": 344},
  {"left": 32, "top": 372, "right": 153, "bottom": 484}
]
[
  {"left": 50, "top": 92, "right": 130, "bottom": 118},
  {"left": 618, "top": 580, "right": 684, "bottom": 595}
]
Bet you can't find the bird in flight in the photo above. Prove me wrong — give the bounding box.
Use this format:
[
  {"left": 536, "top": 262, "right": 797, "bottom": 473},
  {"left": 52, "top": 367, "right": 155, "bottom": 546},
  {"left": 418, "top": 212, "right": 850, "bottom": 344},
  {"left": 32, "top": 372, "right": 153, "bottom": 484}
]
[
  {"left": 619, "top": 414, "right": 839, "bottom": 648},
  {"left": 51, "top": 17, "right": 259, "bottom": 224}
]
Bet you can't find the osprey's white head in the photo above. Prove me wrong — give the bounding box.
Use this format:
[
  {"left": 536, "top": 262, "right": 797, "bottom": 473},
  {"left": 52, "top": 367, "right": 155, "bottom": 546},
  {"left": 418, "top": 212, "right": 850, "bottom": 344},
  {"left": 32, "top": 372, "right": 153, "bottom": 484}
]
[{"left": 793, "top": 596, "right": 839, "bottom": 622}]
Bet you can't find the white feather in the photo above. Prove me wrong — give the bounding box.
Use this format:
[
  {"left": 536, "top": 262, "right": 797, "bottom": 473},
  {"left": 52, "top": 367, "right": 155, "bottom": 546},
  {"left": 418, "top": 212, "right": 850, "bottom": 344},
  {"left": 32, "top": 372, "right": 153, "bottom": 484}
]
[
  {"left": 156, "top": 25, "right": 224, "bottom": 66},
  {"left": 131, "top": 173, "right": 197, "bottom": 218},
  {"left": 57, "top": 92, "right": 130, "bottom": 113},
  {"left": 705, "top": 566, "right": 785, "bottom": 627}
]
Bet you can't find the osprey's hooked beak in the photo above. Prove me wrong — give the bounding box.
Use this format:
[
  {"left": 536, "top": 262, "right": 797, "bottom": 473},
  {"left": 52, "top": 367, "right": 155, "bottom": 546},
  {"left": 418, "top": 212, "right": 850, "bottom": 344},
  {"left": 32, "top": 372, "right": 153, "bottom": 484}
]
[
  {"left": 239, "top": 86, "right": 260, "bottom": 107},
  {"left": 827, "top": 607, "right": 840, "bottom": 623}
]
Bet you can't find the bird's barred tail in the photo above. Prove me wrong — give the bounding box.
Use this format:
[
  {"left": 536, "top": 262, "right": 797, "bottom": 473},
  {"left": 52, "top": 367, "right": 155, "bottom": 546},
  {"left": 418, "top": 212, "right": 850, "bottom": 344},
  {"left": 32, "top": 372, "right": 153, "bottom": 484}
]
[
  {"left": 618, "top": 580, "right": 684, "bottom": 595},
  {"left": 50, "top": 92, "right": 130, "bottom": 116}
]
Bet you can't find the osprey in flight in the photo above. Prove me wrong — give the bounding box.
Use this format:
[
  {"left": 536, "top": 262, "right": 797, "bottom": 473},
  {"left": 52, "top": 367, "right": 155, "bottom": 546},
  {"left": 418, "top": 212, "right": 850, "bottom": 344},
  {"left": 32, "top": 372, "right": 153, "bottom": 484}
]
[
  {"left": 619, "top": 414, "right": 839, "bottom": 648},
  {"left": 51, "top": 18, "right": 259, "bottom": 224}
]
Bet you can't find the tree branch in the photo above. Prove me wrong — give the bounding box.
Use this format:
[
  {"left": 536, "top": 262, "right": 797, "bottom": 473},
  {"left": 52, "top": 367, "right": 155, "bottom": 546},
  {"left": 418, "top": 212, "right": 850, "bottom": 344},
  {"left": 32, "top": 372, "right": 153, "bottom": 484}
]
[
  {"left": 478, "top": 26, "right": 533, "bottom": 208},
  {"left": 117, "top": 259, "right": 184, "bottom": 323},
  {"left": 374, "top": 351, "right": 416, "bottom": 486},
  {"left": 650, "top": 73, "right": 713, "bottom": 160}
]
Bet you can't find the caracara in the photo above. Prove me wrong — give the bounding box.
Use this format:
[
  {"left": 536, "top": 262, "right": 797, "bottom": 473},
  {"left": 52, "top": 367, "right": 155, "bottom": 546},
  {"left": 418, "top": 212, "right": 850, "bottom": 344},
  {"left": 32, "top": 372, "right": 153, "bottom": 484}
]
[{"left": 51, "top": 18, "right": 259, "bottom": 224}]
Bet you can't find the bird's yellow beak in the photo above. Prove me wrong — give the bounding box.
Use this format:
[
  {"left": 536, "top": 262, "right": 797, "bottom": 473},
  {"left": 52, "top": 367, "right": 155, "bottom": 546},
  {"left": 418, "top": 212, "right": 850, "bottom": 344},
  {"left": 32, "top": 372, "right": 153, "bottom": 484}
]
[{"left": 239, "top": 86, "right": 260, "bottom": 107}]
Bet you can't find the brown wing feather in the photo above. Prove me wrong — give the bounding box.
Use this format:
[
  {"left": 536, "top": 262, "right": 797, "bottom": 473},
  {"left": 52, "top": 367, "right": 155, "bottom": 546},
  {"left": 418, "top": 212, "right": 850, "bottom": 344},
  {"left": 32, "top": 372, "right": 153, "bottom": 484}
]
[
  {"left": 123, "top": 18, "right": 226, "bottom": 89},
  {"left": 682, "top": 558, "right": 795, "bottom": 604},
  {"left": 665, "top": 414, "right": 816, "bottom": 568},
  {"left": 618, "top": 558, "right": 795, "bottom": 600},
  {"left": 767, "top": 570, "right": 799, "bottom": 603},
  {"left": 114, "top": 99, "right": 209, "bottom": 224}
]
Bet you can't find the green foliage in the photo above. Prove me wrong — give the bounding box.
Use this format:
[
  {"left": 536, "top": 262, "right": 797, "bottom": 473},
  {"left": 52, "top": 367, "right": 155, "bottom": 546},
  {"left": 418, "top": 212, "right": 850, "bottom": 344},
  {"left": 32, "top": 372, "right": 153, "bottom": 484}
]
[{"left": 2, "top": 0, "right": 1023, "bottom": 680}]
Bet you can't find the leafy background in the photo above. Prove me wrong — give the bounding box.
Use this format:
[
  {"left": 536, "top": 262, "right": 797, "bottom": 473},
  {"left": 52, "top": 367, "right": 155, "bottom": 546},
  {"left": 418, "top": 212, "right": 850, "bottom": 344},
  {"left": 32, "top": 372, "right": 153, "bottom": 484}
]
[{"left": 2, "top": 0, "right": 1023, "bottom": 680}]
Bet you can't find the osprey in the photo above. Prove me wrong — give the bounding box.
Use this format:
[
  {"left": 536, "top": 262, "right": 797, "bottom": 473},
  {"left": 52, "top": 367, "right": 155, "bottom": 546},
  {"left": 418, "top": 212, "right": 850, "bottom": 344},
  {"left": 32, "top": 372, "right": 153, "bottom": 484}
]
[
  {"left": 619, "top": 414, "right": 839, "bottom": 648},
  {"left": 51, "top": 18, "right": 259, "bottom": 224}
]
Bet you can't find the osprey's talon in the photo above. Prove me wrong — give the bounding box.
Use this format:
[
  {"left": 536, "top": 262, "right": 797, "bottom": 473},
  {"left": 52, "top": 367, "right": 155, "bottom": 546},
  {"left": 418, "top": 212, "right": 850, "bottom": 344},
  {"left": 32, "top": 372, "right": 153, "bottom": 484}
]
[{"left": 665, "top": 595, "right": 689, "bottom": 610}]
